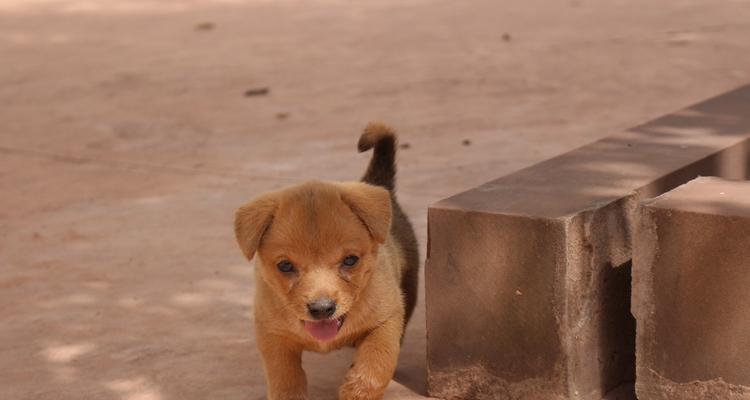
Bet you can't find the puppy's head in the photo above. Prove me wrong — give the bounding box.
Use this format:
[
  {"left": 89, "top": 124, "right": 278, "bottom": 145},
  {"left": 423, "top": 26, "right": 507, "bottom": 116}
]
[{"left": 234, "top": 181, "right": 392, "bottom": 342}]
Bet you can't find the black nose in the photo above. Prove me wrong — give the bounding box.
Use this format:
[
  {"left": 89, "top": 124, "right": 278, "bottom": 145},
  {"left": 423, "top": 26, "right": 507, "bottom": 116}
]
[{"left": 307, "top": 298, "right": 337, "bottom": 320}]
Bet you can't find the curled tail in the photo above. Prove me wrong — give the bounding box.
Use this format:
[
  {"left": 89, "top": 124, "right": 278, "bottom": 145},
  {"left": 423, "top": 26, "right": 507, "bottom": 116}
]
[{"left": 358, "top": 122, "right": 397, "bottom": 191}]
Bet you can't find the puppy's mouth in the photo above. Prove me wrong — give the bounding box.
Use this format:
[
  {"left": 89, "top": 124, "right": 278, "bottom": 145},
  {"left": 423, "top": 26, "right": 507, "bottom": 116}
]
[{"left": 303, "top": 314, "right": 346, "bottom": 342}]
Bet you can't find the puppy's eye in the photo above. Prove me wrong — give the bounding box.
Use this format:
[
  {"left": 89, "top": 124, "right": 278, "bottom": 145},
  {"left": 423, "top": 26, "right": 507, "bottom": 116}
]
[
  {"left": 277, "top": 260, "right": 295, "bottom": 273},
  {"left": 342, "top": 255, "right": 359, "bottom": 268}
]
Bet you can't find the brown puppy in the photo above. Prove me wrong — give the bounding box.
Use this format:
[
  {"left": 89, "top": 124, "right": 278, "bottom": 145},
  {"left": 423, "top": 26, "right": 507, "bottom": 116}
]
[{"left": 234, "top": 123, "right": 419, "bottom": 400}]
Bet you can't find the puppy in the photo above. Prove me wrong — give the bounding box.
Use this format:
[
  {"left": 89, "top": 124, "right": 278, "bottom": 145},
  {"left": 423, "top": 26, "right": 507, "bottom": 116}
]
[{"left": 234, "top": 123, "right": 419, "bottom": 400}]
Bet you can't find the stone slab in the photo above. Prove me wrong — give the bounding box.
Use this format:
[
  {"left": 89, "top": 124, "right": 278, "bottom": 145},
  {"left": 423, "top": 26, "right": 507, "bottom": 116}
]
[
  {"left": 426, "top": 85, "right": 750, "bottom": 400},
  {"left": 633, "top": 177, "right": 750, "bottom": 400}
]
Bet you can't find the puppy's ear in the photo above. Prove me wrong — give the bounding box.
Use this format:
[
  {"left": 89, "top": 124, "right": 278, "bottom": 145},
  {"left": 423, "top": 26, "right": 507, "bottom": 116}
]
[
  {"left": 234, "top": 193, "right": 277, "bottom": 261},
  {"left": 338, "top": 182, "right": 392, "bottom": 243}
]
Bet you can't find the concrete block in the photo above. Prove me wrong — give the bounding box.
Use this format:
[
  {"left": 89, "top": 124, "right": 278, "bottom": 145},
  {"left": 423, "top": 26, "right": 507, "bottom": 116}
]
[
  {"left": 633, "top": 177, "right": 750, "bottom": 399},
  {"left": 426, "top": 85, "right": 750, "bottom": 400}
]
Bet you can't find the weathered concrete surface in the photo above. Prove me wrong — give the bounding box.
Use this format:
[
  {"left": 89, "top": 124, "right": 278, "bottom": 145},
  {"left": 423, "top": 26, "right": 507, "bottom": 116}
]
[
  {"left": 427, "top": 86, "right": 750, "bottom": 399},
  {"left": 633, "top": 177, "right": 750, "bottom": 400},
  {"left": 3, "top": 0, "right": 750, "bottom": 399}
]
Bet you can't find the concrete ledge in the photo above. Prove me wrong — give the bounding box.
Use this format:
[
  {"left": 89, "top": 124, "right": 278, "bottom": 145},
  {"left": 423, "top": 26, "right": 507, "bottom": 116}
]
[
  {"left": 633, "top": 177, "right": 750, "bottom": 400},
  {"left": 426, "top": 85, "right": 750, "bottom": 399}
]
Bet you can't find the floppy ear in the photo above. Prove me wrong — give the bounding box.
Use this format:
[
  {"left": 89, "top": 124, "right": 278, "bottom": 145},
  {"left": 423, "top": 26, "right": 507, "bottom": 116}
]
[
  {"left": 338, "top": 182, "right": 392, "bottom": 243},
  {"left": 234, "top": 193, "right": 277, "bottom": 261}
]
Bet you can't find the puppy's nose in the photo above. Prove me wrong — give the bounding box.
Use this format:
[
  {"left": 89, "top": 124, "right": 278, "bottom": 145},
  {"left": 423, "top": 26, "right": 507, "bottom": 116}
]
[{"left": 307, "top": 298, "right": 337, "bottom": 320}]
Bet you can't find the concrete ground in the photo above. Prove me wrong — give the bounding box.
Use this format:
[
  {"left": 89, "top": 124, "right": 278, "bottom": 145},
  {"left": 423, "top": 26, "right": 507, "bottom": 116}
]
[{"left": 1, "top": 0, "right": 750, "bottom": 399}]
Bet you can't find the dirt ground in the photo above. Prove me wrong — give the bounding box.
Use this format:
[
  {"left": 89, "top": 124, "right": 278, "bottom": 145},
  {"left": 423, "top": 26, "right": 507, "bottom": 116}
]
[{"left": 1, "top": 0, "right": 750, "bottom": 399}]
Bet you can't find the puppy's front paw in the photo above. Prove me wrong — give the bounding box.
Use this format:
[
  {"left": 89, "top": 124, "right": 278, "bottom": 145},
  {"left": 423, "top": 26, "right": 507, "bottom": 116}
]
[
  {"left": 338, "top": 370, "right": 388, "bottom": 400},
  {"left": 268, "top": 391, "right": 308, "bottom": 400}
]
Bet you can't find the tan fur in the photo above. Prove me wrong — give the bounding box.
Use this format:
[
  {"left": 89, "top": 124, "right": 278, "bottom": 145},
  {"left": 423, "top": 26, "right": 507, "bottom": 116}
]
[{"left": 235, "top": 176, "right": 413, "bottom": 400}]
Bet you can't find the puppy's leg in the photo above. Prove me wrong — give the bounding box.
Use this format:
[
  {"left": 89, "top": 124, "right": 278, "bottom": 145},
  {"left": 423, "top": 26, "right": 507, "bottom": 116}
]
[
  {"left": 258, "top": 333, "right": 307, "bottom": 400},
  {"left": 339, "top": 317, "right": 403, "bottom": 400}
]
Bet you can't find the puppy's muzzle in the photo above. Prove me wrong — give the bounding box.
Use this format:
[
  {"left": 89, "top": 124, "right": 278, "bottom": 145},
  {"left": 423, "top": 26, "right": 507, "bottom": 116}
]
[{"left": 307, "top": 298, "right": 337, "bottom": 320}]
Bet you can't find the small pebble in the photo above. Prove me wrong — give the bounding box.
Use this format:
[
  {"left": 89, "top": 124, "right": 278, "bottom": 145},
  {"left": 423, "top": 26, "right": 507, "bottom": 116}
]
[
  {"left": 502, "top": 33, "right": 512, "bottom": 42},
  {"left": 195, "top": 22, "right": 215, "bottom": 31},
  {"left": 462, "top": 139, "right": 472, "bottom": 146},
  {"left": 245, "top": 87, "right": 270, "bottom": 97},
  {"left": 275, "top": 112, "right": 290, "bottom": 120},
  {"left": 399, "top": 142, "right": 411, "bottom": 149}
]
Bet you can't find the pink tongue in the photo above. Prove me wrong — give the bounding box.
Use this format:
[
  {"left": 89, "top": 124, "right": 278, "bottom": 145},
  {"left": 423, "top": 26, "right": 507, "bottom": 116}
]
[{"left": 304, "top": 319, "right": 339, "bottom": 342}]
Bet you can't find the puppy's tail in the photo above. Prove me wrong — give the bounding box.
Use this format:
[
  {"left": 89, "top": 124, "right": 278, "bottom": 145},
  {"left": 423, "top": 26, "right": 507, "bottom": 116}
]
[{"left": 358, "top": 122, "right": 397, "bottom": 191}]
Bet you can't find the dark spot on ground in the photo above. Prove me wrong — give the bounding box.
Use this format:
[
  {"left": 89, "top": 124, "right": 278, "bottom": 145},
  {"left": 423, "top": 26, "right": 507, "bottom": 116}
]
[
  {"left": 194, "top": 22, "right": 215, "bottom": 31},
  {"left": 245, "top": 87, "right": 270, "bottom": 97}
]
